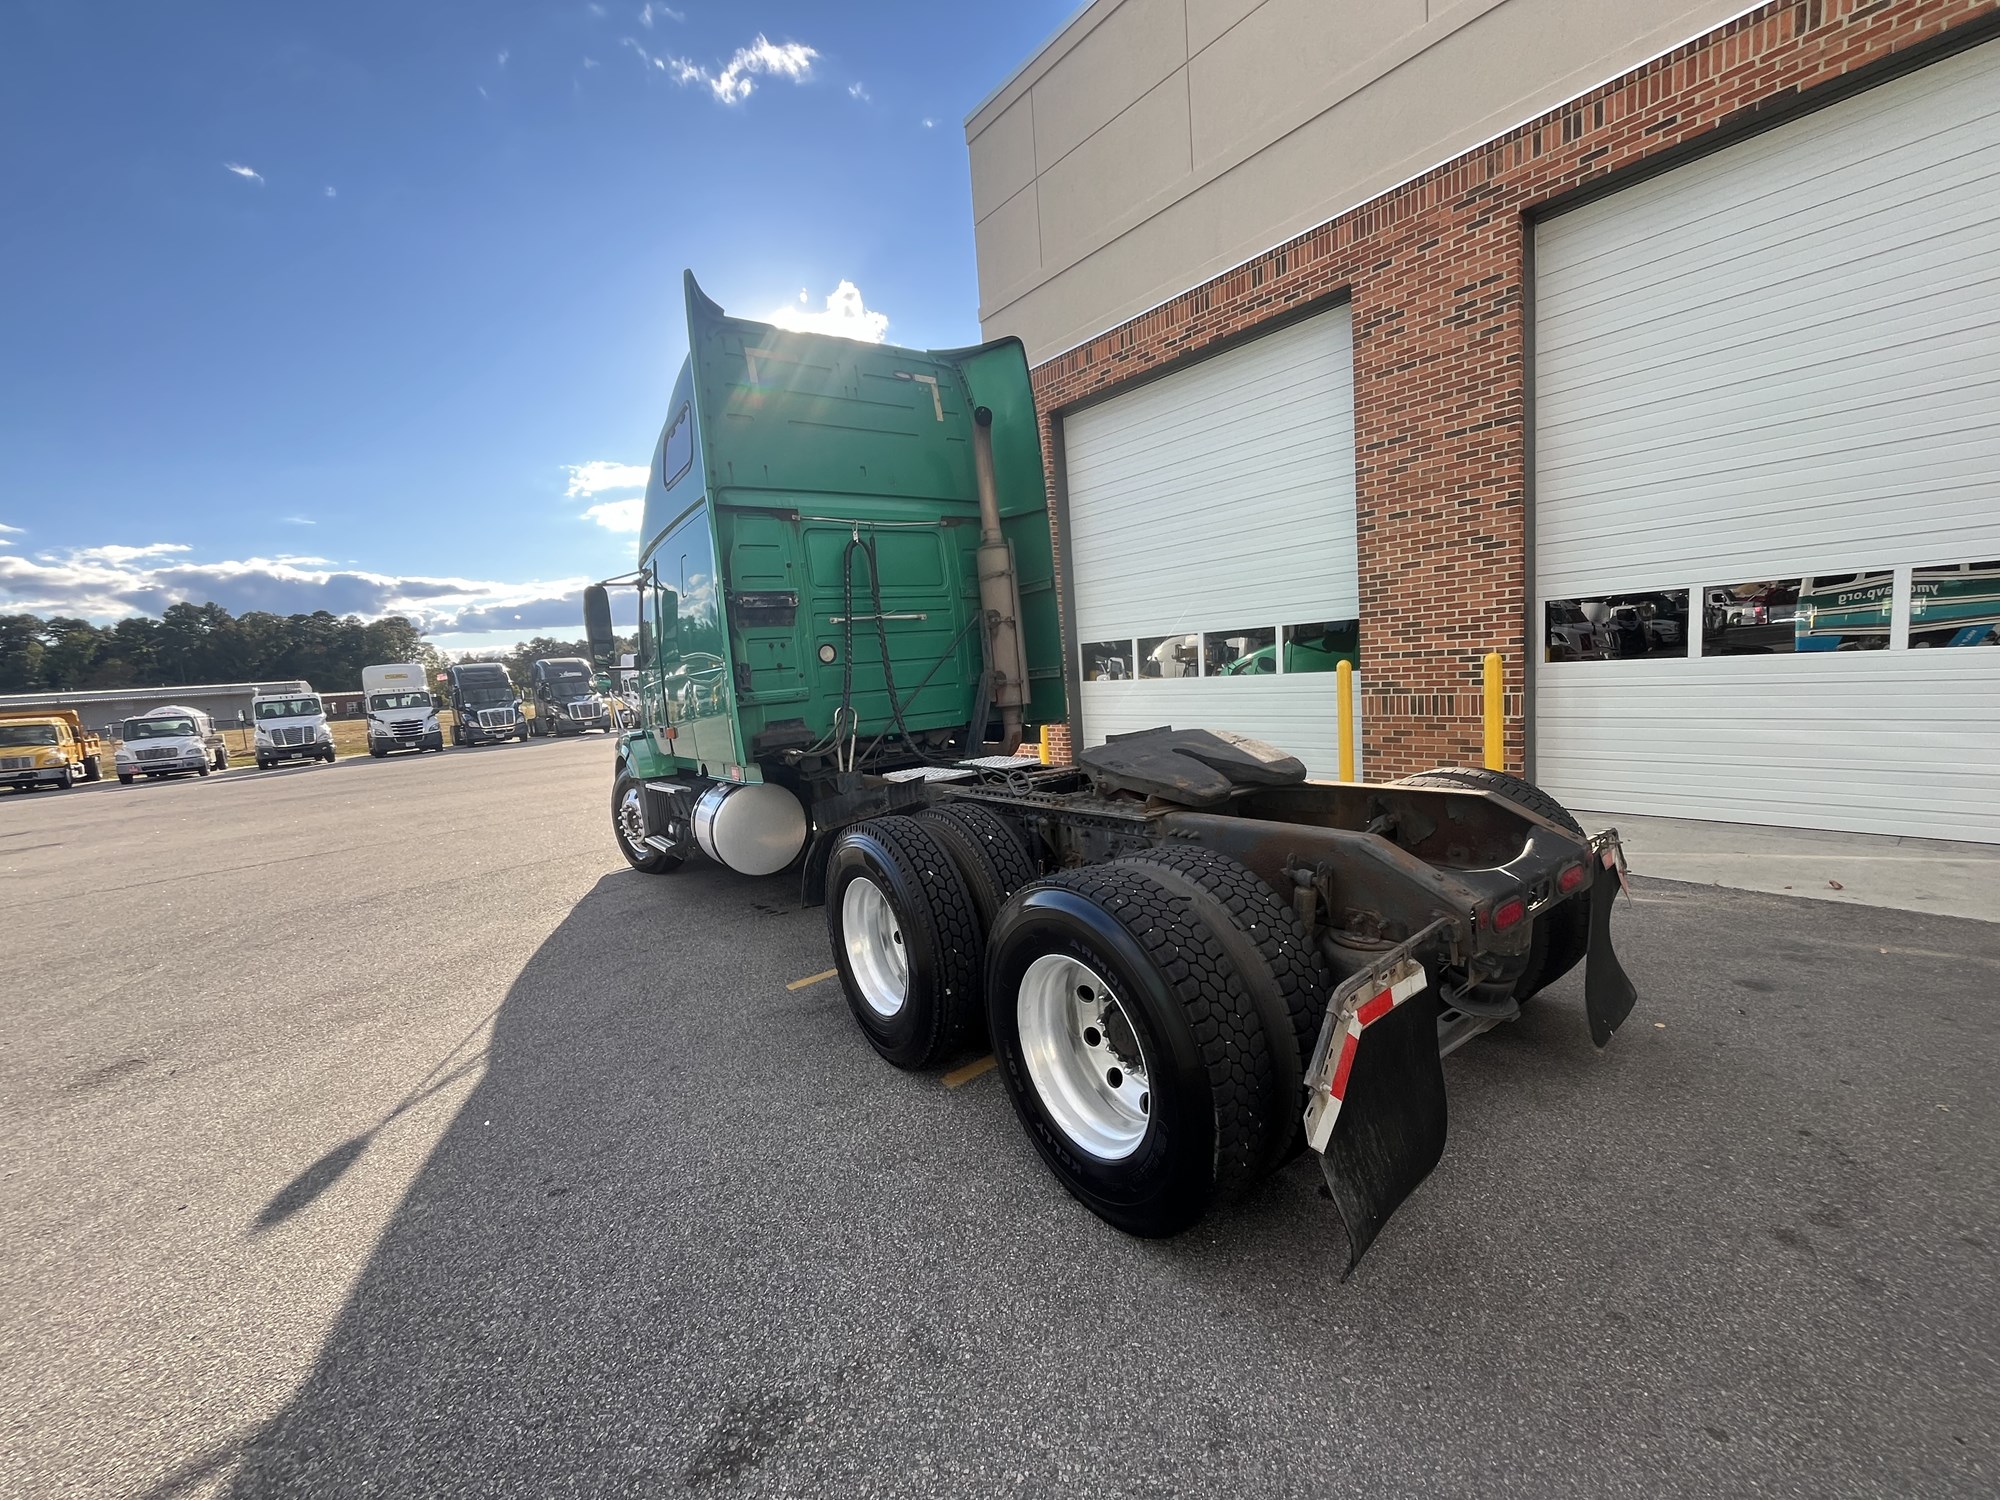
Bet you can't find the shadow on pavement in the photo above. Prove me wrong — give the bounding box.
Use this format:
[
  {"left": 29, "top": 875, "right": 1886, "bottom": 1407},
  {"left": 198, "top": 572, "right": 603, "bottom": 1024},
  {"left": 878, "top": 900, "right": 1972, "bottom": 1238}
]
[{"left": 196, "top": 865, "right": 818, "bottom": 1497}]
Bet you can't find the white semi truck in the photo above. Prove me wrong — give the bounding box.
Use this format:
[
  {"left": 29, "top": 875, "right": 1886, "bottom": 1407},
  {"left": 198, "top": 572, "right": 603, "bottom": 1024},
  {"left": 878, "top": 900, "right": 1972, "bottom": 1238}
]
[
  {"left": 250, "top": 687, "right": 336, "bottom": 768},
  {"left": 360, "top": 663, "right": 444, "bottom": 757}
]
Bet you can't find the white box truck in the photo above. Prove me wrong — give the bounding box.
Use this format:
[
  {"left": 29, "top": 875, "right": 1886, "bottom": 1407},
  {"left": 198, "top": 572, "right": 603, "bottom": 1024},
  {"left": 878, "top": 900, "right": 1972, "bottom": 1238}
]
[
  {"left": 251, "top": 687, "right": 336, "bottom": 768},
  {"left": 361, "top": 663, "right": 444, "bottom": 757}
]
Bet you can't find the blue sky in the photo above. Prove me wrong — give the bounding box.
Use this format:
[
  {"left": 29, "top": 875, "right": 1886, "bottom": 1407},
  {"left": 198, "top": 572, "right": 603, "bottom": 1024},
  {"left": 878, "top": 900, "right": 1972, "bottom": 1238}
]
[{"left": 0, "top": 1, "right": 1072, "bottom": 648}]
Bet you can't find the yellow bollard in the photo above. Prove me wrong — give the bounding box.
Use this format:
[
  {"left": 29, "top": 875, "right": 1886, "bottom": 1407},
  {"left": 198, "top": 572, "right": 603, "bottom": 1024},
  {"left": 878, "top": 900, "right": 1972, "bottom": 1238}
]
[
  {"left": 1336, "top": 659, "right": 1355, "bottom": 782},
  {"left": 1482, "top": 652, "right": 1504, "bottom": 770}
]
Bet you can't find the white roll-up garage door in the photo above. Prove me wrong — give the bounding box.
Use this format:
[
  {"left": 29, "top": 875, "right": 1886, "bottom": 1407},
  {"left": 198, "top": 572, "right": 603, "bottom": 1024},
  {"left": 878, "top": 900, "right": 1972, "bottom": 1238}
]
[
  {"left": 1533, "top": 38, "right": 2000, "bottom": 843},
  {"left": 1061, "top": 306, "right": 1360, "bottom": 777}
]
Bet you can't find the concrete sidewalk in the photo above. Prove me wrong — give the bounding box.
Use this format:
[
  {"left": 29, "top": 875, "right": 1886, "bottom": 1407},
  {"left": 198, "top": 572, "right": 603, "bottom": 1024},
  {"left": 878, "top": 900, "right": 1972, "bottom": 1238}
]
[{"left": 1572, "top": 808, "right": 2000, "bottom": 924}]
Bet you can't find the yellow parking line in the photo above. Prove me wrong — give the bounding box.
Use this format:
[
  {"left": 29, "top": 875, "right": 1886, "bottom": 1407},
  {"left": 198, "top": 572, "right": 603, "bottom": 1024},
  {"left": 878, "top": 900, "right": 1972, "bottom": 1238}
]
[
  {"left": 943, "top": 1054, "right": 997, "bottom": 1089},
  {"left": 786, "top": 968, "right": 838, "bottom": 991}
]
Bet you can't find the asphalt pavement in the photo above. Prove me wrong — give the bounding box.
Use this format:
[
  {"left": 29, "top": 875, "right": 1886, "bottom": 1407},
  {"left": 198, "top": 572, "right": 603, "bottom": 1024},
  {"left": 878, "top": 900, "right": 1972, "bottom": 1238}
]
[{"left": 2, "top": 741, "right": 1995, "bottom": 1498}]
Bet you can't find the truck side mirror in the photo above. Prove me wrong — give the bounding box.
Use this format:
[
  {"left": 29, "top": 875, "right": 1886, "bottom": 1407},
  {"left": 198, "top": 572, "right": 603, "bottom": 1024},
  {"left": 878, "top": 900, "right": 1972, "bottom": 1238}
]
[{"left": 583, "top": 584, "right": 617, "bottom": 671}]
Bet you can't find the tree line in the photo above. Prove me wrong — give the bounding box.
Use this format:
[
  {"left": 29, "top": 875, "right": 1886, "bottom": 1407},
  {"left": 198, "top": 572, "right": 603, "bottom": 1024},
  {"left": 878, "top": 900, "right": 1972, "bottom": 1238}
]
[
  {"left": 0, "top": 605, "right": 639, "bottom": 699},
  {"left": 0, "top": 603, "right": 435, "bottom": 695}
]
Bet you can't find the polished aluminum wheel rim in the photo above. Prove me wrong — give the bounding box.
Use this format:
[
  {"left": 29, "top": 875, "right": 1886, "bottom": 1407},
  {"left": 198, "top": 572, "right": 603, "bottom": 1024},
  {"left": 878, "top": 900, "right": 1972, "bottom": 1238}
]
[
  {"left": 842, "top": 876, "right": 907, "bottom": 1017},
  {"left": 617, "top": 786, "right": 650, "bottom": 854},
  {"left": 1017, "top": 954, "right": 1151, "bottom": 1161}
]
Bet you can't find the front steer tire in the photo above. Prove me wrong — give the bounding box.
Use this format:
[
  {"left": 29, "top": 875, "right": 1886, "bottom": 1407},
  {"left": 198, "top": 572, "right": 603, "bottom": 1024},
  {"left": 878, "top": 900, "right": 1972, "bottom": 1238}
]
[
  {"left": 985, "top": 862, "right": 1287, "bottom": 1239},
  {"left": 825, "top": 816, "right": 982, "bottom": 1070},
  {"left": 613, "top": 772, "right": 685, "bottom": 875}
]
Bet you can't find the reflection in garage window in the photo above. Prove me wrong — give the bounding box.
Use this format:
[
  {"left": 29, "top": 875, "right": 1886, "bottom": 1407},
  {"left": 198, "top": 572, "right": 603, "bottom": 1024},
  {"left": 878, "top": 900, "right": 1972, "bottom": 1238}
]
[
  {"left": 1280, "top": 621, "right": 1359, "bottom": 673},
  {"left": 1910, "top": 560, "right": 2000, "bottom": 648},
  {"left": 1203, "top": 626, "right": 1278, "bottom": 675},
  {"left": 1137, "top": 634, "right": 1199, "bottom": 678},
  {"left": 1081, "top": 639, "right": 1135, "bottom": 680},
  {"left": 1702, "top": 580, "right": 1801, "bottom": 655},
  {"left": 1796, "top": 572, "right": 1892, "bottom": 651},
  {"left": 1545, "top": 592, "right": 1687, "bottom": 662}
]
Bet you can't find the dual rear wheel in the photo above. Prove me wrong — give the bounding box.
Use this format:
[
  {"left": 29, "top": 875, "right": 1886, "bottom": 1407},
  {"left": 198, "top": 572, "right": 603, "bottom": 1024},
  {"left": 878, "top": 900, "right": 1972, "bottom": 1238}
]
[{"left": 824, "top": 809, "right": 1328, "bottom": 1237}]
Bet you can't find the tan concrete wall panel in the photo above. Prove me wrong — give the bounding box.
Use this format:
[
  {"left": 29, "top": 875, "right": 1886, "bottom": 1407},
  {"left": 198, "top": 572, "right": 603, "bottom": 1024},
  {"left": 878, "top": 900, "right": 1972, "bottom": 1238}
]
[
  {"left": 1188, "top": 0, "right": 1426, "bottom": 171},
  {"left": 969, "top": 95, "right": 1038, "bottom": 225},
  {"left": 974, "top": 183, "right": 1043, "bottom": 315},
  {"left": 1186, "top": 0, "right": 1264, "bottom": 53},
  {"left": 1030, "top": 0, "right": 1187, "bottom": 166},
  {"left": 1036, "top": 73, "right": 1193, "bottom": 271}
]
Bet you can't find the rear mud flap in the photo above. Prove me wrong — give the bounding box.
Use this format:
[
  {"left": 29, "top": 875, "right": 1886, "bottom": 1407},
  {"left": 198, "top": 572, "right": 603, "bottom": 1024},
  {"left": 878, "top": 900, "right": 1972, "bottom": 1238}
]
[
  {"left": 1315, "top": 989, "right": 1447, "bottom": 1273},
  {"left": 1583, "top": 853, "right": 1639, "bottom": 1047},
  {"left": 1302, "top": 944, "right": 1451, "bottom": 1274}
]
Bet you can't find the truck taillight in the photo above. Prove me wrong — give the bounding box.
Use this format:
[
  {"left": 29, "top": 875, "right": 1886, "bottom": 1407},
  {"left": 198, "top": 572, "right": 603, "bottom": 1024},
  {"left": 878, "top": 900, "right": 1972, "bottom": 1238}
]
[
  {"left": 1557, "top": 861, "right": 1587, "bottom": 894},
  {"left": 1491, "top": 897, "right": 1527, "bottom": 932}
]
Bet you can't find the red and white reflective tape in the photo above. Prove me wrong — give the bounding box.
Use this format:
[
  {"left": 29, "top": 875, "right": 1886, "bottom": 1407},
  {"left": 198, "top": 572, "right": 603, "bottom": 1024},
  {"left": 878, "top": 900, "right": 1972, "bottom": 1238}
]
[{"left": 1303, "top": 956, "right": 1428, "bottom": 1153}]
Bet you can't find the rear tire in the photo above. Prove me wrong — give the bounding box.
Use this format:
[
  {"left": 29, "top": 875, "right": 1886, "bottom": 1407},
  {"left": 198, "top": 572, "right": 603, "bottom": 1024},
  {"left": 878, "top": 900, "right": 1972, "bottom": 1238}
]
[
  {"left": 985, "top": 862, "right": 1285, "bottom": 1237},
  {"left": 83, "top": 756, "right": 101, "bottom": 782},
  {"left": 1394, "top": 766, "right": 1589, "bottom": 998},
  {"left": 915, "top": 802, "right": 1039, "bottom": 938},
  {"left": 1115, "top": 845, "right": 1329, "bottom": 1169},
  {"left": 613, "top": 773, "right": 684, "bottom": 874},
  {"left": 825, "top": 816, "right": 982, "bottom": 1069},
  {"left": 117, "top": 773, "right": 133, "bottom": 785}
]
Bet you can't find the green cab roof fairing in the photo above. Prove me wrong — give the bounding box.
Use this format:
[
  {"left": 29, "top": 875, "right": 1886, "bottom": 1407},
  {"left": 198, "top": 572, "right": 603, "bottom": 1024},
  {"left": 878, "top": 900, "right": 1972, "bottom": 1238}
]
[
  {"left": 630, "top": 273, "right": 1065, "bottom": 758},
  {"left": 639, "top": 272, "right": 1053, "bottom": 555}
]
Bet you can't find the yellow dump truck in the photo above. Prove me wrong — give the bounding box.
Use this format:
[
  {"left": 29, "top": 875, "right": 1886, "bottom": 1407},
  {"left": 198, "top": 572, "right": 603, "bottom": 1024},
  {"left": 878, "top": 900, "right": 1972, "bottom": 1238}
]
[{"left": 0, "top": 708, "right": 105, "bottom": 791}]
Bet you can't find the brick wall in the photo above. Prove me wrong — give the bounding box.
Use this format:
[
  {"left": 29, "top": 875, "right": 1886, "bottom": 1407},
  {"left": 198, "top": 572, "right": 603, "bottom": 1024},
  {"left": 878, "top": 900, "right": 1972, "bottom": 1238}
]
[{"left": 1029, "top": 0, "right": 1998, "bottom": 779}]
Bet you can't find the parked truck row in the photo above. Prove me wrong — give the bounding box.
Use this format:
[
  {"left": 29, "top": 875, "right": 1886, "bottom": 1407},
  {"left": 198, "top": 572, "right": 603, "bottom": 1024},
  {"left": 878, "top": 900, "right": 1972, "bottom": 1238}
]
[{"left": 4, "top": 656, "right": 627, "bottom": 795}]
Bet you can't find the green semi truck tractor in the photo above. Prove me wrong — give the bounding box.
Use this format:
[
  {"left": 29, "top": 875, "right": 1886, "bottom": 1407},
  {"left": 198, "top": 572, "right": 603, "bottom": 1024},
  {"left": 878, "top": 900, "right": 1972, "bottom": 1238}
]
[{"left": 585, "top": 274, "right": 1642, "bottom": 1269}]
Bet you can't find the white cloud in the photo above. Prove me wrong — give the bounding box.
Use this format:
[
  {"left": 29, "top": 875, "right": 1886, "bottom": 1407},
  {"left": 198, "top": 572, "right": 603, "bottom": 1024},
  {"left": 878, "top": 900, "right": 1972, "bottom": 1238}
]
[
  {"left": 639, "top": 4, "right": 682, "bottom": 27},
  {"left": 74, "top": 542, "right": 192, "bottom": 565},
  {"left": 498, "top": 49, "right": 510, "bottom": 66},
  {"left": 848, "top": 81, "right": 869, "bottom": 102},
  {"left": 621, "top": 36, "right": 668, "bottom": 72},
  {"left": 323, "top": 185, "right": 337, "bottom": 198},
  {"left": 766, "top": 281, "right": 889, "bottom": 343},
  {"left": 282, "top": 515, "right": 316, "bottom": 526},
  {"left": 582, "top": 498, "right": 645, "bottom": 533},
  {"left": 922, "top": 117, "right": 935, "bottom": 129},
  {"left": 583, "top": 56, "right": 600, "bottom": 69},
  {"left": 588, "top": 4, "right": 606, "bottom": 16},
  {"left": 224, "top": 162, "right": 265, "bottom": 186},
  {"left": 0, "top": 522, "right": 22, "bottom": 534},
  {"left": 563, "top": 460, "right": 649, "bottom": 499},
  {"left": 0, "top": 543, "right": 606, "bottom": 639},
  {"left": 668, "top": 34, "right": 817, "bottom": 106}
]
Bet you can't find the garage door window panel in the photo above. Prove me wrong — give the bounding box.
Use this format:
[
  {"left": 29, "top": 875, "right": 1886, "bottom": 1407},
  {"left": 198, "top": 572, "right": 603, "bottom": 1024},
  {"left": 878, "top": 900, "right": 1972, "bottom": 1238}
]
[
  {"left": 1203, "top": 627, "right": 1277, "bottom": 676},
  {"left": 1544, "top": 591, "right": 1688, "bottom": 663},
  {"left": 1911, "top": 560, "right": 2000, "bottom": 647},
  {"left": 1797, "top": 573, "right": 1893, "bottom": 652},
  {"left": 1082, "top": 640, "right": 1136, "bottom": 681},
  {"left": 1282, "top": 621, "right": 1357, "bottom": 673},
  {"left": 1137, "top": 634, "right": 1199, "bottom": 679}
]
